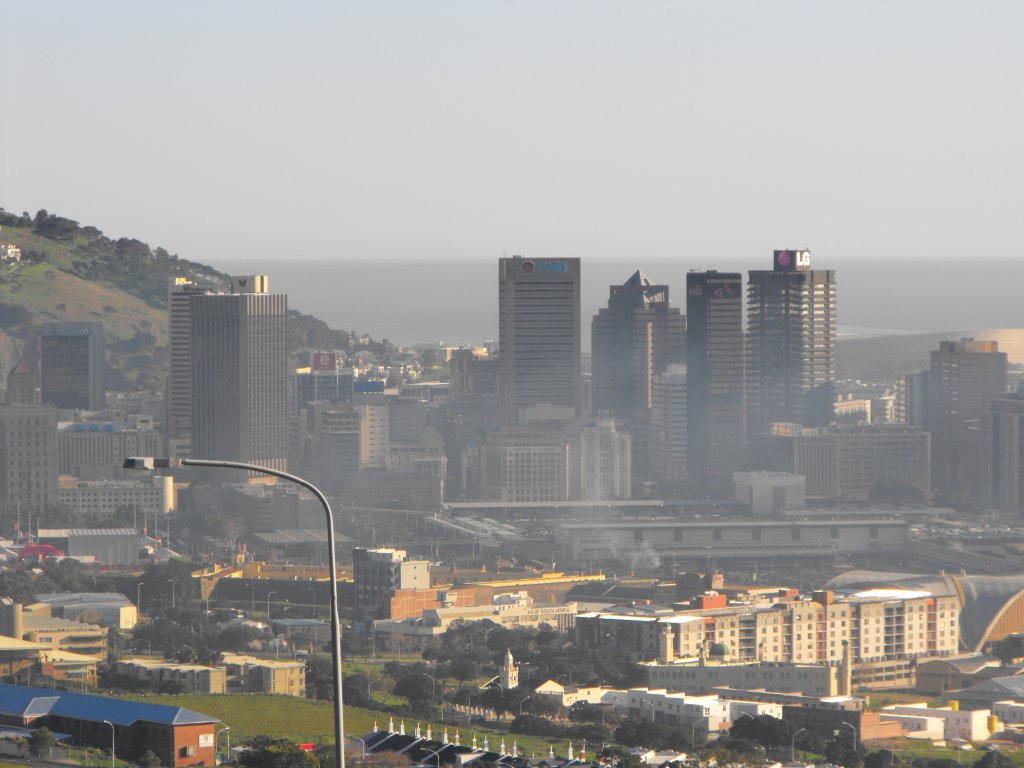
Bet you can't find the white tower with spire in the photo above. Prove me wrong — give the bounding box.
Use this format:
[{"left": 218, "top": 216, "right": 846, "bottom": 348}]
[{"left": 500, "top": 649, "right": 519, "bottom": 689}]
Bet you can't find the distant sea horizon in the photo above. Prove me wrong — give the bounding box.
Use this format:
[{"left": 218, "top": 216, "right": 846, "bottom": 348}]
[{"left": 240, "top": 257, "right": 1023, "bottom": 348}]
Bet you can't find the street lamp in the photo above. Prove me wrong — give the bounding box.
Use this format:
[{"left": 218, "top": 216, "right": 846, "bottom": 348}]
[
  {"left": 839, "top": 721, "right": 858, "bottom": 752},
  {"left": 267, "top": 591, "right": 277, "bottom": 622},
  {"left": 347, "top": 734, "right": 366, "bottom": 760},
  {"left": 125, "top": 457, "right": 346, "bottom": 768},
  {"left": 422, "top": 747, "right": 444, "bottom": 767},
  {"left": 308, "top": 587, "right": 317, "bottom": 618},
  {"left": 137, "top": 582, "right": 144, "bottom": 612},
  {"left": 102, "top": 720, "right": 115, "bottom": 768},
  {"left": 217, "top": 726, "right": 231, "bottom": 765},
  {"left": 640, "top": 699, "right": 655, "bottom": 722},
  {"left": 791, "top": 728, "right": 806, "bottom": 762},
  {"left": 421, "top": 672, "right": 445, "bottom": 721},
  {"left": 516, "top": 695, "right": 532, "bottom": 717}
]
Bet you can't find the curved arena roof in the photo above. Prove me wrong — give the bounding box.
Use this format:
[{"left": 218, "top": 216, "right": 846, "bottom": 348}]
[{"left": 825, "top": 570, "right": 1024, "bottom": 651}]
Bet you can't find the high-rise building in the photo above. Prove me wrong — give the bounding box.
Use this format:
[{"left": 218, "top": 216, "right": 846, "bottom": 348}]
[
  {"left": 498, "top": 256, "right": 581, "bottom": 424},
  {"left": 0, "top": 363, "right": 58, "bottom": 515},
  {"left": 750, "top": 423, "right": 930, "bottom": 502},
  {"left": 40, "top": 321, "right": 106, "bottom": 410},
  {"left": 929, "top": 339, "right": 1007, "bottom": 497},
  {"left": 686, "top": 271, "right": 744, "bottom": 487},
  {"left": 895, "top": 371, "right": 930, "bottom": 429},
  {"left": 166, "top": 276, "right": 228, "bottom": 457},
  {"left": 746, "top": 250, "right": 837, "bottom": 434},
  {"left": 591, "top": 270, "right": 685, "bottom": 421},
  {"left": 579, "top": 415, "right": 632, "bottom": 500},
  {"left": 650, "top": 364, "right": 687, "bottom": 482},
  {"left": 189, "top": 280, "right": 289, "bottom": 471},
  {"left": 980, "top": 393, "right": 1024, "bottom": 514}
]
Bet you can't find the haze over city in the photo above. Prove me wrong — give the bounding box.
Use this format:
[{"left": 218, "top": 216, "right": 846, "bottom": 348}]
[{"left": 3, "top": 4, "right": 1024, "bottom": 768}]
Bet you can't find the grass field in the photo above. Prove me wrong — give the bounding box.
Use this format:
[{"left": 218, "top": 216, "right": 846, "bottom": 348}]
[{"left": 125, "top": 695, "right": 562, "bottom": 757}]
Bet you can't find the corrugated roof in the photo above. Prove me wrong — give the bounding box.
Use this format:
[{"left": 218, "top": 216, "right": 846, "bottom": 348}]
[{"left": 0, "top": 685, "right": 216, "bottom": 726}]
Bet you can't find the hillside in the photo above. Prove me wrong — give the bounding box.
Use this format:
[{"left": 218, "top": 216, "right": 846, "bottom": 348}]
[{"left": 0, "top": 208, "right": 390, "bottom": 389}]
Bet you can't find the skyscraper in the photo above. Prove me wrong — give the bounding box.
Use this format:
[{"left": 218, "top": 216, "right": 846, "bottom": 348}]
[
  {"left": 189, "top": 279, "right": 289, "bottom": 471},
  {"left": 0, "top": 362, "right": 58, "bottom": 515},
  {"left": 40, "top": 321, "right": 106, "bottom": 410},
  {"left": 746, "top": 250, "right": 837, "bottom": 435},
  {"left": 498, "top": 256, "right": 581, "bottom": 424},
  {"left": 591, "top": 270, "right": 685, "bottom": 420},
  {"left": 929, "top": 338, "right": 1007, "bottom": 498},
  {"left": 650, "top": 364, "right": 687, "bottom": 482},
  {"left": 166, "top": 276, "right": 217, "bottom": 457},
  {"left": 979, "top": 392, "right": 1024, "bottom": 514},
  {"left": 686, "top": 271, "right": 744, "bottom": 487}
]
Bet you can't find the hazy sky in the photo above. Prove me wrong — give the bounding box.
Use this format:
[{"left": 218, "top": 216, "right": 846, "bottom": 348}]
[{"left": 2, "top": 1, "right": 1022, "bottom": 269}]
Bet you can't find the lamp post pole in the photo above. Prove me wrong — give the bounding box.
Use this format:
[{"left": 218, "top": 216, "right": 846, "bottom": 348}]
[
  {"left": 217, "top": 726, "right": 231, "bottom": 765},
  {"left": 517, "top": 696, "right": 532, "bottom": 717},
  {"left": 137, "top": 582, "right": 144, "bottom": 614},
  {"left": 267, "top": 591, "right": 277, "bottom": 622},
  {"left": 102, "top": 720, "right": 115, "bottom": 768},
  {"left": 839, "top": 721, "right": 858, "bottom": 753},
  {"left": 791, "top": 728, "right": 806, "bottom": 763},
  {"left": 125, "top": 457, "right": 346, "bottom": 768}
]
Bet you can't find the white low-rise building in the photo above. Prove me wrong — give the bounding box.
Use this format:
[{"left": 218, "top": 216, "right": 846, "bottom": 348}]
[
  {"left": 880, "top": 703, "right": 992, "bottom": 741},
  {"left": 991, "top": 700, "right": 1024, "bottom": 725},
  {"left": 534, "top": 682, "right": 780, "bottom": 732}
]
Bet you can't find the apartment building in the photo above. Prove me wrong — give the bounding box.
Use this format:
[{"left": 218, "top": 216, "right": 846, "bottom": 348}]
[
  {"left": 116, "top": 658, "right": 227, "bottom": 694},
  {"left": 220, "top": 653, "right": 305, "bottom": 696},
  {"left": 577, "top": 588, "right": 960, "bottom": 689}
]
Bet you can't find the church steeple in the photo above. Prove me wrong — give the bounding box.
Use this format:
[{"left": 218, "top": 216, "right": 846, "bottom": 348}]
[{"left": 500, "top": 648, "right": 518, "bottom": 688}]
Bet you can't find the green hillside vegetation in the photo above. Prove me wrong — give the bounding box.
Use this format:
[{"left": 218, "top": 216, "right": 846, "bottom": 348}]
[{"left": 0, "top": 207, "right": 393, "bottom": 388}]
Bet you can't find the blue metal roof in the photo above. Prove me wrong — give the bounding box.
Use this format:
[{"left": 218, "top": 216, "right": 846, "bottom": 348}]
[{"left": 0, "top": 685, "right": 216, "bottom": 727}]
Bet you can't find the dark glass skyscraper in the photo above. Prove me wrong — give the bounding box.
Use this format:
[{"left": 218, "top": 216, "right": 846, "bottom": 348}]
[
  {"left": 746, "top": 250, "right": 837, "bottom": 435},
  {"left": 40, "top": 321, "right": 106, "bottom": 410},
  {"left": 190, "top": 281, "right": 289, "bottom": 471},
  {"left": 591, "top": 270, "right": 685, "bottom": 421},
  {"left": 686, "top": 270, "right": 744, "bottom": 487}
]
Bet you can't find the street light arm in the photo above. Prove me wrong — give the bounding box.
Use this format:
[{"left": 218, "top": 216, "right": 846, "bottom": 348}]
[{"left": 124, "top": 457, "right": 345, "bottom": 768}]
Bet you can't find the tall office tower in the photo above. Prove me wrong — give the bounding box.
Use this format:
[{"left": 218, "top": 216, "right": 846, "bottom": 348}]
[
  {"left": 591, "top": 270, "right": 685, "bottom": 420},
  {"left": 686, "top": 271, "right": 744, "bottom": 487},
  {"left": 190, "top": 279, "right": 289, "bottom": 471},
  {"left": 929, "top": 338, "right": 1007, "bottom": 497},
  {"left": 39, "top": 322, "right": 106, "bottom": 410},
  {"left": 167, "top": 276, "right": 218, "bottom": 457},
  {"left": 650, "top": 364, "right": 687, "bottom": 482},
  {"left": 0, "top": 363, "right": 58, "bottom": 515},
  {"left": 498, "top": 256, "right": 581, "bottom": 424},
  {"left": 980, "top": 393, "right": 1024, "bottom": 514},
  {"left": 746, "top": 250, "right": 837, "bottom": 435},
  {"left": 579, "top": 415, "right": 632, "bottom": 500},
  {"left": 895, "top": 371, "right": 930, "bottom": 428}
]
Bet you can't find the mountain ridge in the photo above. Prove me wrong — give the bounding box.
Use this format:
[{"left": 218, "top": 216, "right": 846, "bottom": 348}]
[{"left": 0, "top": 207, "right": 391, "bottom": 390}]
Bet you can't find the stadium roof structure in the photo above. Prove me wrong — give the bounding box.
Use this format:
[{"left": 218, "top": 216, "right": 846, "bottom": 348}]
[
  {"left": 825, "top": 570, "right": 1024, "bottom": 651},
  {"left": 0, "top": 685, "right": 216, "bottom": 727}
]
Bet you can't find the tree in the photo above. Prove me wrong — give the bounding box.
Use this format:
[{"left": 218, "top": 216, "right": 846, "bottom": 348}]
[
  {"left": 138, "top": 749, "right": 163, "bottom": 768},
  {"left": 28, "top": 727, "right": 56, "bottom": 758},
  {"left": 973, "top": 751, "right": 1016, "bottom": 768},
  {"left": 392, "top": 673, "right": 435, "bottom": 706},
  {"left": 865, "top": 750, "right": 898, "bottom": 768}
]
